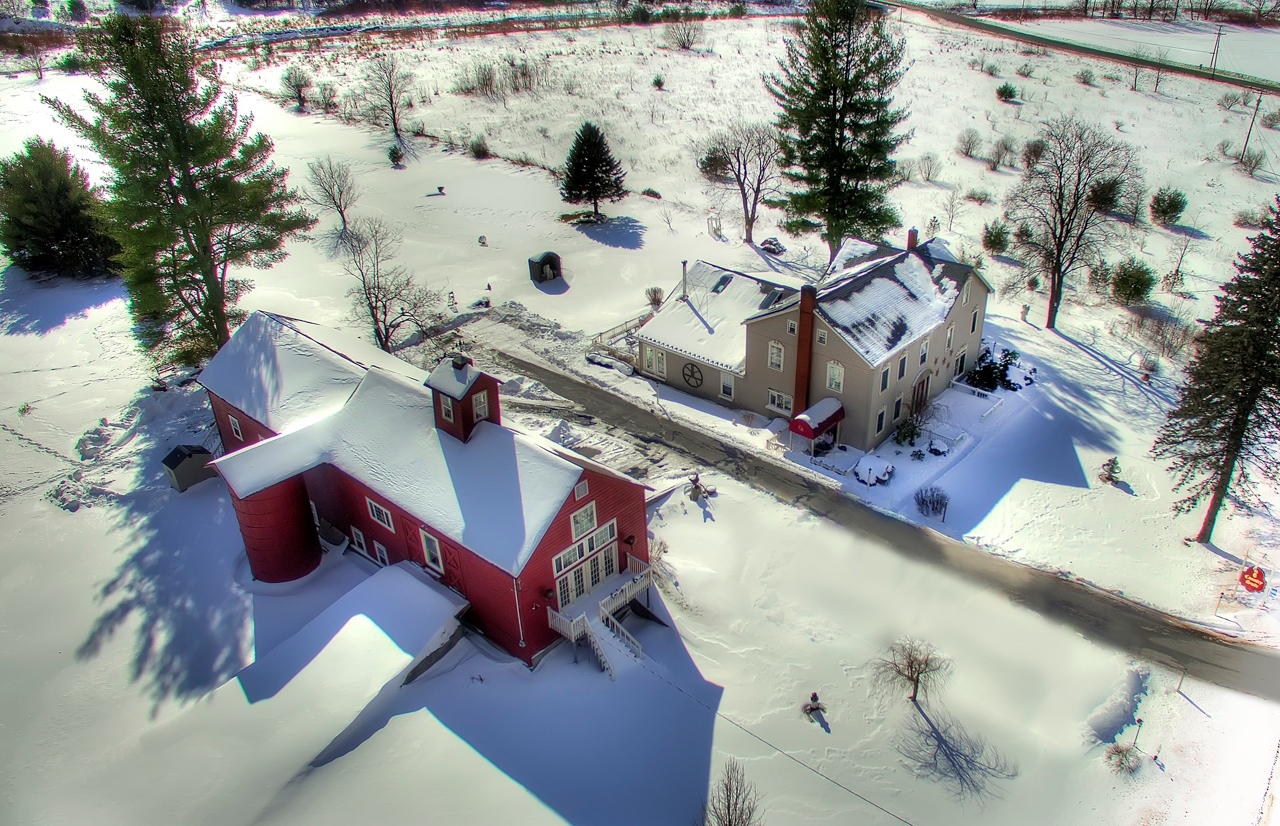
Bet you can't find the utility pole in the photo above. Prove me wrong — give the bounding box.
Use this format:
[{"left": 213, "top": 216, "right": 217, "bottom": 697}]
[
  {"left": 1241, "top": 93, "right": 1263, "bottom": 161},
  {"left": 1210, "top": 24, "right": 1223, "bottom": 79}
]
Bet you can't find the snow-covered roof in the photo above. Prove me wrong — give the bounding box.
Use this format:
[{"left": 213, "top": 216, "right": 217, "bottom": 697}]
[
  {"left": 427, "top": 357, "right": 483, "bottom": 400},
  {"left": 214, "top": 367, "right": 586, "bottom": 576},
  {"left": 198, "top": 311, "right": 427, "bottom": 434},
  {"left": 750, "top": 238, "right": 978, "bottom": 368},
  {"left": 794, "top": 397, "right": 843, "bottom": 428},
  {"left": 637, "top": 261, "right": 798, "bottom": 374}
]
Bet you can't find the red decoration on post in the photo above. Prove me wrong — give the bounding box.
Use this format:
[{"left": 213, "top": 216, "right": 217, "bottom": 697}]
[{"left": 1241, "top": 566, "right": 1267, "bottom": 593}]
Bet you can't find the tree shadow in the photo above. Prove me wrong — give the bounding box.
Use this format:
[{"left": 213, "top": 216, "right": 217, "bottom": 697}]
[
  {"left": 0, "top": 265, "right": 123, "bottom": 336},
  {"left": 74, "top": 384, "right": 253, "bottom": 714},
  {"left": 897, "top": 700, "right": 1019, "bottom": 803},
  {"left": 574, "top": 215, "right": 646, "bottom": 249},
  {"left": 1168, "top": 224, "right": 1212, "bottom": 241}
]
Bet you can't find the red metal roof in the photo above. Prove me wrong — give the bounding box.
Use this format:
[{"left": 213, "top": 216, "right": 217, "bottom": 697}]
[{"left": 789, "top": 398, "right": 845, "bottom": 440}]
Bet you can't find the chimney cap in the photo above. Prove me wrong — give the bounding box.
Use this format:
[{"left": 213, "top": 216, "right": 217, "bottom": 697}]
[{"left": 451, "top": 353, "right": 473, "bottom": 370}]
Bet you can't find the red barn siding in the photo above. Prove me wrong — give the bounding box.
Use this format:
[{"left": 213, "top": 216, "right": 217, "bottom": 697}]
[
  {"left": 207, "top": 391, "right": 276, "bottom": 453},
  {"left": 430, "top": 374, "right": 502, "bottom": 444}
]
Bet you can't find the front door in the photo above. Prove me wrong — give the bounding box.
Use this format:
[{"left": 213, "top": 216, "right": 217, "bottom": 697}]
[
  {"left": 911, "top": 374, "right": 930, "bottom": 413},
  {"left": 555, "top": 542, "right": 618, "bottom": 611}
]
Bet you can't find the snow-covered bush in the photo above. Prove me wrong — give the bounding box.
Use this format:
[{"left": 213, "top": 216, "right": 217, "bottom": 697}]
[
  {"left": 966, "top": 347, "right": 1021, "bottom": 392},
  {"left": 1149, "top": 187, "right": 1186, "bottom": 227},
  {"left": 914, "top": 486, "right": 949, "bottom": 518},
  {"left": 387, "top": 144, "right": 404, "bottom": 166},
  {"left": 1104, "top": 742, "right": 1142, "bottom": 775},
  {"left": 1110, "top": 257, "right": 1156, "bottom": 305},
  {"left": 893, "top": 416, "right": 922, "bottom": 446},
  {"left": 982, "top": 220, "right": 1010, "bottom": 254},
  {"left": 964, "top": 188, "right": 991, "bottom": 204},
  {"left": 955, "top": 127, "right": 982, "bottom": 158}
]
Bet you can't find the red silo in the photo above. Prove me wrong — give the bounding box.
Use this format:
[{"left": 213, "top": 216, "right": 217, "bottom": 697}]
[{"left": 230, "top": 476, "right": 321, "bottom": 583}]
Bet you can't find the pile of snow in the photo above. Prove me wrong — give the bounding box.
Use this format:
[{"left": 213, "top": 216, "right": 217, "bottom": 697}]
[{"left": 1086, "top": 664, "right": 1150, "bottom": 744}]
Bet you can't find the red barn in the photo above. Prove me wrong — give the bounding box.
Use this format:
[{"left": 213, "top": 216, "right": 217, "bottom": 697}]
[{"left": 200, "top": 312, "right": 652, "bottom": 667}]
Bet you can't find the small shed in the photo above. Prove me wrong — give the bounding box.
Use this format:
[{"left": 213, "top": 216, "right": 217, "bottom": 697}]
[
  {"left": 162, "top": 445, "right": 217, "bottom": 493},
  {"left": 528, "top": 251, "right": 562, "bottom": 284}
]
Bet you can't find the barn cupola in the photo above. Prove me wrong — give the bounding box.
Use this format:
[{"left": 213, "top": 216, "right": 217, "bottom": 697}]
[{"left": 426, "top": 353, "right": 502, "bottom": 443}]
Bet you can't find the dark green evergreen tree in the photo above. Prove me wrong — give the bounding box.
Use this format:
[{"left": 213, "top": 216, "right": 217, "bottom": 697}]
[
  {"left": 0, "top": 138, "right": 117, "bottom": 276},
  {"left": 47, "top": 16, "right": 314, "bottom": 365},
  {"left": 765, "top": 0, "right": 908, "bottom": 262},
  {"left": 560, "top": 121, "right": 627, "bottom": 219},
  {"left": 1152, "top": 196, "right": 1280, "bottom": 544}
]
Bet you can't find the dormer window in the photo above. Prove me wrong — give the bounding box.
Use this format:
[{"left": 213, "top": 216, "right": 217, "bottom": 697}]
[
  {"left": 440, "top": 395, "right": 454, "bottom": 423},
  {"left": 473, "top": 390, "right": 489, "bottom": 423}
]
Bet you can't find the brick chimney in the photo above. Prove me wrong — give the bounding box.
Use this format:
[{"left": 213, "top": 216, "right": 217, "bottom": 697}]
[
  {"left": 907, "top": 227, "right": 919, "bottom": 250},
  {"left": 792, "top": 285, "right": 818, "bottom": 416}
]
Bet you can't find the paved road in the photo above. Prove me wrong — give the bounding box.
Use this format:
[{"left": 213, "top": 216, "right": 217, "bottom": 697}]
[{"left": 492, "top": 349, "right": 1280, "bottom": 703}]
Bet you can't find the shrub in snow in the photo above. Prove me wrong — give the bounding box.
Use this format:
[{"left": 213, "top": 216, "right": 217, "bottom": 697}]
[
  {"left": 652, "top": 74, "right": 665, "bottom": 91},
  {"left": 1262, "top": 109, "right": 1280, "bottom": 130},
  {"left": 982, "top": 220, "right": 1010, "bottom": 254},
  {"left": 697, "top": 146, "right": 731, "bottom": 182},
  {"left": 1110, "top": 257, "right": 1156, "bottom": 305},
  {"left": 387, "top": 144, "right": 404, "bottom": 166},
  {"left": 281, "top": 65, "right": 312, "bottom": 109},
  {"left": 727, "top": 2, "right": 747, "bottom": 17},
  {"left": 916, "top": 152, "right": 940, "bottom": 182},
  {"left": 914, "top": 486, "right": 949, "bottom": 519},
  {"left": 1020, "top": 137, "right": 1046, "bottom": 169},
  {"left": 1217, "top": 138, "right": 1236, "bottom": 159},
  {"left": 664, "top": 18, "right": 704, "bottom": 50},
  {"left": 1086, "top": 177, "right": 1122, "bottom": 213},
  {"left": 1016, "top": 62, "right": 1034, "bottom": 78},
  {"left": 1075, "top": 68, "right": 1096, "bottom": 85},
  {"left": 955, "top": 127, "right": 982, "bottom": 158},
  {"left": 926, "top": 215, "right": 941, "bottom": 236},
  {"left": 1234, "top": 207, "right": 1265, "bottom": 228},
  {"left": 1218, "top": 90, "right": 1243, "bottom": 110},
  {"left": 896, "top": 157, "right": 916, "bottom": 182},
  {"left": 1087, "top": 258, "right": 1112, "bottom": 294},
  {"left": 1098, "top": 456, "right": 1122, "bottom": 485},
  {"left": 966, "top": 347, "right": 1021, "bottom": 392},
  {"left": 1104, "top": 742, "right": 1142, "bottom": 775},
  {"left": 988, "top": 135, "right": 1017, "bottom": 171},
  {"left": 870, "top": 637, "right": 952, "bottom": 701},
  {"left": 996, "top": 81, "right": 1017, "bottom": 102},
  {"left": 641, "top": 187, "right": 661, "bottom": 199},
  {"left": 963, "top": 188, "right": 991, "bottom": 205},
  {"left": 467, "top": 135, "right": 491, "bottom": 160},
  {"left": 892, "top": 416, "right": 922, "bottom": 446},
  {"left": 983, "top": 60, "right": 999, "bottom": 77},
  {"left": 315, "top": 82, "right": 338, "bottom": 113},
  {"left": 910, "top": 449, "right": 925, "bottom": 461},
  {"left": 645, "top": 286, "right": 664, "bottom": 308},
  {"left": 54, "top": 50, "right": 87, "bottom": 72},
  {"left": 1149, "top": 187, "right": 1186, "bottom": 227},
  {"left": 1240, "top": 147, "right": 1267, "bottom": 177}
]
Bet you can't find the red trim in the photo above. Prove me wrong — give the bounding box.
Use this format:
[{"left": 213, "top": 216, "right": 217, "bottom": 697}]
[{"left": 789, "top": 402, "right": 845, "bottom": 440}]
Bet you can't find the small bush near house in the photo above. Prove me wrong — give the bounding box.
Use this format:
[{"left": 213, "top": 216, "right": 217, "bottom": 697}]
[
  {"left": 967, "top": 347, "right": 1021, "bottom": 392},
  {"left": 467, "top": 135, "right": 491, "bottom": 159},
  {"left": 641, "top": 187, "right": 661, "bottom": 199},
  {"left": 387, "top": 144, "right": 404, "bottom": 166},
  {"left": 914, "top": 486, "right": 950, "bottom": 519},
  {"left": 1110, "top": 257, "right": 1156, "bottom": 305},
  {"left": 1075, "top": 68, "right": 1096, "bottom": 86},
  {"left": 996, "top": 82, "right": 1017, "bottom": 102},
  {"left": 955, "top": 127, "right": 982, "bottom": 158},
  {"left": 652, "top": 74, "right": 665, "bottom": 91},
  {"left": 1104, "top": 743, "right": 1142, "bottom": 776},
  {"left": 893, "top": 416, "right": 922, "bottom": 446},
  {"left": 1149, "top": 187, "right": 1187, "bottom": 227},
  {"left": 982, "top": 220, "right": 1010, "bottom": 254},
  {"left": 1016, "top": 63, "right": 1034, "bottom": 78},
  {"left": 910, "top": 449, "right": 926, "bottom": 461}
]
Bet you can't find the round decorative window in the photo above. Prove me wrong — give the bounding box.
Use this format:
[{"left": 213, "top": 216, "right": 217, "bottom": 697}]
[{"left": 682, "top": 363, "right": 704, "bottom": 388}]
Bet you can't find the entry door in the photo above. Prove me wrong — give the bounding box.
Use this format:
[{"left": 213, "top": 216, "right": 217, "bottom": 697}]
[{"left": 911, "top": 375, "right": 930, "bottom": 413}]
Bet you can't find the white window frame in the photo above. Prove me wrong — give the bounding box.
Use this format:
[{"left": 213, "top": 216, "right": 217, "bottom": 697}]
[
  {"left": 228, "top": 415, "right": 243, "bottom": 441},
  {"left": 962, "top": 279, "right": 972, "bottom": 306},
  {"left": 971, "top": 309, "right": 979, "bottom": 334},
  {"left": 876, "top": 407, "right": 887, "bottom": 435},
  {"left": 816, "top": 329, "right": 828, "bottom": 346},
  {"left": 719, "top": 372, "right": 734, "bottom": 400},
  {"left": 351, "top": 526, "right": 367, "bottom": 554},
  {"left": 879, "top": 366, "right": 889, "bottom": 393},
  {"left": 553, "top": 519, "right": 618, "bottom": 577},
  {"left": 954, "top": 349, "right": 968, "bottom": 377},
  {"left": 309, "top": 500, "right": 319, "bottom": 526},
  {"left": 570, "top": 501, "right": 598, "bottom": 541},
  {"left": 828, "top": 361, "right": 845, "bottom": 394},
  {"left": 367, "top": 497, "right": 395, "bottom": 533},
  {"left": 786, "top": 319, "right": 798, "bottom": 336},
  {"left": 767, "top": 341, "right": 784, "bottom": 372},
  {"left": 919, "top": 340, "right": 929, "bottom": 365},
  {"left": 946, "top": 325, "right": 954, "bottom": 351},
  {"left": 373, "top": 540, "right": 390, "bottom": 566},
  {"left": 898, "top": 355, "right": 907, "bottom": 380},
  {"left": 893, "top": 395, "right": 903, "bottom": 421},
  {"left": 473, "top": 390, "right": 489, "bottom": 423},
  {"left": 440, "top": 395, "right": 454, "bottom": 423},
  {"left": 574, "top": 479, "right": 589, "bottom": 500},
  {"left": 767, "top": 388, "right": 793, "bottom": 415},
  {"left": 644, "top": 345, "right": 666, "bottom": 378},
  {"left": 420, "top": 528, "right": 444, "bottom": 573}
]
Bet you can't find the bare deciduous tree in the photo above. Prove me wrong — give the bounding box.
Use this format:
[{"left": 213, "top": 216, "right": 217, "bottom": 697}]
[
  {"left": 315, "top": 81, "right": 338, "bottom": 113},
  {"left": 955, "top": 127, "right": 982, "bottom": 158},
  {"left": 871, "top": 637, "right": 952, "bottom": 701},
  {"left": 988, "top": 135, "right": 1017, "bottom": 171},
  {"left": 940, "top": 188, "right": 965, "bottom": 232},
  {"left": 363, "top": 54, "right": 414, "bottom": 141},
  {"left": 1242, "top": 0, "right": 1280, "bottom": 21},
  {"left": 1004, "top": 116, "right": 1142, "bottom": 329},
  {"left": 0, "top": 0, "right": 25, "bottom": 18},
  {"left": 1152, "top": 47, "right": 1169, "bottom": 93},
  {"left": 702, "top": 122, "right": 782, "bottom": 244},
  {"left": 306, "top": 156, "right": 360, "bottom": 234},
  {"left": 26, "top": 44, "right": 46, "bottom": 80},
  {"left": 698, "top": 757, "right": 764, "bottom": 826},
  {"left": 665, "top": 17, "right": 704, "bottom": 50},
  {"left": 281, "top": 64, "right": 313, "bottom": 109},
  {"left": 916, "top": 152, "right": 940, "bottom": 183},
  {"left": 342, "top": 217, "right": 444, "bottom": 352}
]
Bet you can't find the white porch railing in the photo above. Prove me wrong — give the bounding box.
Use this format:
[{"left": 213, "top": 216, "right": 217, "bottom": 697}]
[
  {"left": 627, "top": 552, "right": 647, "bottom": 575},
  {"left": 584, "top": 624, "right": 616, "bottom": 680},
  {"left": 601, "top": 611, "right": 643, "bottom": 659},
  {"left": 547, "top": 555, "right": 654, "bottom": 675},
  {"left": 948, "top": 377, "right": 1006, "bottom": 418}
]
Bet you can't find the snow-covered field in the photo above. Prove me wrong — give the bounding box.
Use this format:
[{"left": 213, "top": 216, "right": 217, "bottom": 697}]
[{"left": 4, "top": 9, "right": 1280, "bottom": 825}]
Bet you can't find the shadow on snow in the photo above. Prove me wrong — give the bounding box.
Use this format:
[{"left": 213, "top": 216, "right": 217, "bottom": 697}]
[
  {"left": 574, "top": 215, "right": 646, "bottom": 250},
  {"left": 0, "top": 265, "right": 123, "bottom": 336}
]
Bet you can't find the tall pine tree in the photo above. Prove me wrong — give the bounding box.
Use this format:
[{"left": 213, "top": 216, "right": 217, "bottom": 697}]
[
  {"left": 765, "top": 0, "right": 908, "bottom": 262},
  {"left": 48, "top": 16, "right": 314, "bottom": 365},
  {"left": 560, "top": 122, "right": 627, "bottom": 219},
  {"left": 1152, "top": 196, "right": 1280, "bottom": 544}
]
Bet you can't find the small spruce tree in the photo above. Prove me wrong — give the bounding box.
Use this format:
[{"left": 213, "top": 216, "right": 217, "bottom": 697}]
[
  {"left": 1152, "top": 197, "right": 1280, "bottom": 543},
  {"left": 560, "top": 121, "right": 627, "bottom": 219}
]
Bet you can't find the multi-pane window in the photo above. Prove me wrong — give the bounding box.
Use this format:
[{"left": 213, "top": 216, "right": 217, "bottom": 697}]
[
  {"left": 473, "top": 390, "right": 489, "bottom": 422},
  {"left": 954, "top": 351, "right": 968, "bottom": 377},
  {"left": 229, "top": 415, "right": 243, "bottom": 440},
  {"left": 971, "top": 309, "right": 979, "bottom": 334},
  {"left": 367, "top": 498, "right": 395, "bottom": 532},
  {"left": 373, "top": 541, "right": 389, "bottom": 566},
  {"left": 962, "top": 279, "right": 972, "bottom": 306},
  {"left": 574, "top": 479, "right": 589, "bottom": 500},
  {"left": 920, "top": 340, "right": 929, "bottom": 365},
  {"left": 351, "top": 526, "right": 367, "bottom": 553},
  {"left": 898, "top": 355, "right": 907, "bottom": 380},
  {"left": 876, "top": 409, "right": 886, "bottom": 434},
  {"left": 720, "top": 372, "right": 734, "bottom": 399},
  {"left": 787, "top": 319, "right": 798, "bottom": 336},
  {"left": 420, "top": 529, "right": 444, "bottom": 573},
  {"left": 828, "top": 362, "right": 845, "bottom": 393},
  {"left": 768, "top": 389, "right": 793, "bottom": 414},
  {"left": 946, "top": 325, "right": 954, "bottom": 350},
  {"left": 554, "top": 519, "right": 619, "bottom": 576},
  {"left": 893, "top": 396, "right": 903, "bottom": 420},
  {"left": 644, "top": 346, "right": 666, "bottom": 378},
  {"left": 440, "top": 395, "right": 454, "bottom": 423},
  {"left": 767, "top": 341, "right": 784, "bottom": 371},
  {"left": 816, "top": 330, "right": 828, "bottom": 346},
  {"left": 571, "top": 501, "right": 598, "bottom": 540},
  {"left": 880, "top": 366, "right": 889, "bottom": 393}
]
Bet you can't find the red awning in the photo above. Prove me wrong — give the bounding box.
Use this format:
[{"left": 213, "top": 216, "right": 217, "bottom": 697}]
[{"left": 789, "top": 397, "right": 845, "bottom": 440}]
